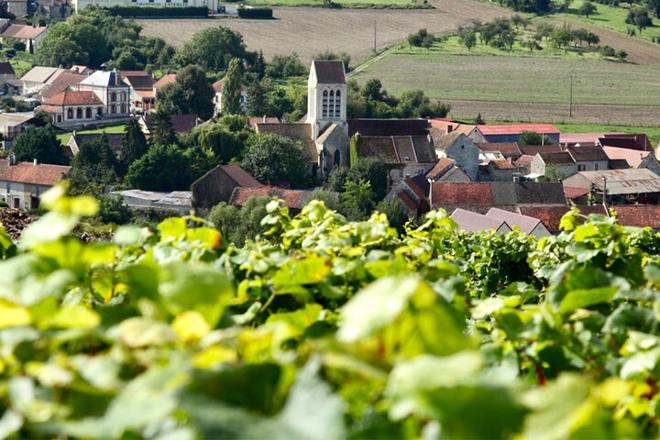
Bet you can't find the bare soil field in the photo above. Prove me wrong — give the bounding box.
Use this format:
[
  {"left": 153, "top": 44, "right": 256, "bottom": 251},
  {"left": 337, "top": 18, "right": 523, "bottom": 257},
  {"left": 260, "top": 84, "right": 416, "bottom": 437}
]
[
  {"left": 445, "top": 100, "right": 660, "bottom": 126},
  {"left": 138, "top": 0, "right": 511, "bottom": 62}
]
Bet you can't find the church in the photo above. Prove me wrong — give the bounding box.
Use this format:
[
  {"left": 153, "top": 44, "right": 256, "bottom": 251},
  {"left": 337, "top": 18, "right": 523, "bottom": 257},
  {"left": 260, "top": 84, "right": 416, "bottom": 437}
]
[{"left": 255, "top": 60, "right": 437, "bottom": 181}]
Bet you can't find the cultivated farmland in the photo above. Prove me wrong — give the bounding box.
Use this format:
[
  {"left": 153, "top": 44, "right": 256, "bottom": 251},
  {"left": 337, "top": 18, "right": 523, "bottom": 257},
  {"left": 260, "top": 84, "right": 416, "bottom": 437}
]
[
  {"left": 353, "top": 52, "right": 660, "bottom": 125},
  {"left": 138, "top": 0, "right": 511, "bottom": 62}
]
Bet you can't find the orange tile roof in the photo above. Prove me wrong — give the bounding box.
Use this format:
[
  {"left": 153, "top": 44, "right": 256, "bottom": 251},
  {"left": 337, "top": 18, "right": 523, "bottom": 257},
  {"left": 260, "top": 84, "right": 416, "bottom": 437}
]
[
  {"left": 154, "top": 74, "right": 177, "bottom": 90},
  {"left": 0, "top": 161, "right": 70, "bottom": 186},
  {"left": 602, "top": 147, "right": 650, "bottom": 168},
  {"left": 230, "top": 186, "right": 313, "bottom": 210},
  {"left": 477, "top": 124, "right": 559, "bottom": 135},
  {"left": 1, "top": 24, "right": 48, "bottom": 40},
  {"left": 490, "top": 159, "right": 516, "bottom": 170},
  {"left": 43, "top": 90, "right": 103, "bottom": 106}
]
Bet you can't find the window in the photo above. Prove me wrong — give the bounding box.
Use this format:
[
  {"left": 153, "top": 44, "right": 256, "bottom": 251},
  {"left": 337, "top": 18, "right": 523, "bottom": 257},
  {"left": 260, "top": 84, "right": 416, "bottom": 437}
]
[
  {"left": 67, "top": 108, "right": 73, "bottom": 119},
  {"left": 111, "top": 105, "right": 116, "bottom": 114},
  {"left": 120, "top": 92, "right": 126, "bottom": 101},
  {"left": 97, "top": 108, "right": 103, "bottom": 116},
  {"left": 111, "top": 92, "right": 117, "bottom": 102},
  {"left": 333, "top": 149, "right": 341, "bottom": 167},
  {"left": 120, "top": 104, "right": 127, "bottom": 113},
  {"left": 578, "top": 164, "right": 586, "bottom": 171},
  {"left": 328, "top": 90, "right": 335, "bottom": 119},
  {"left": 321, "top": 90, "right": 328, "bottom": 118},
  {"left": 334, "top": 89, "right": 341, "bottom": 119},
  {"left": 594, "top": 163, "right": 599, "bottom": 170},
  {"left": 56, "top": 115, "right": 62, "bottom": 123},
  {"left": 86, "top": 108, "right": 92, "bottom": 118},
  {"left": 76, "top": 108, "right": 83, "bottom": 119}
]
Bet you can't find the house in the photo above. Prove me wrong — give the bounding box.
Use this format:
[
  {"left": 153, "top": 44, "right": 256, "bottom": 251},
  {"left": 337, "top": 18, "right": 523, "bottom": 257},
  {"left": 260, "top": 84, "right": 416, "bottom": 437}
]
[
  {"left": 450, "top": 208, "right": 512, "bottom": 234},
  {"left": 0, "top": 157, "right": 71, "bottom": 209},
  {"left": 112, "top": 189, "right": 192, "bottom": 214},
  {"left": 39, "top": 71, "right": 87, "bottom": 102},
  {"left": 475, "top": 123, "right": 560, "bottom": 144},
  {"left": 40, "top": 90, "right": 105, "bottom": 128},
  {"left": 122, "top": 71, "right": 155, "bottom": 112},
  {"left": 0, "top": 62, "right": 16, "bottom": 91},
  {"left": 353, "top": 132, "right": 436, "bottom": 183},
  {"left": 530, "top": 152, "right": 578, "bottom": 178},
  {"left": 598, "top": 134, "right": 652, "bottom": 152},
  {"left": 429, "top": 119, "right": 486, "bottom": 143},
  {"left": 560, "top": 132, "right": 623, "bottom": 147},
  {"left": 602, "top": 146, "right": 660, "bottom": 176},
  {"left": 212, "top": 79, "right": 248, "bottom": 115},
  {"left": 430, "top": 131, "right": 479, "bottom": 181},
  {"left": 20, "top": 66, "right": 67, "bottom": 93},
  {"left": 486, "top": 159, "right": 520, "bottom": 182},
  {"left": 248, "top": 116, "right": 279, "bottom": 128},
  {"left": 477, "top": 142, "right": 522, "bottom": 161},
  {"left": 65, "top": 132, "right": 125, "bottom": 157},
  {"left": 5, "top": 0, "right": 28, "bottom": 17},
  {"left": 514, "top": 155, "right": 534, "bottom": 175},
  {"left": 153, "top": 73, "right": 177, "bottom": 95},
  {"left": 519, "top": 205, "right": 660, "bottom": 233},
  {"left": 229, "top": 186, "right": 315, "bottom": 213},
  {"left": 0, "top": 24, "right": 48, "bottom": 53},
  {"left": 0, "top": 112, "right": 34, "bottom": 150},
  {"left": 562, "top": 169, "right": 660, "bottom": 204},
  {"left": 429, "top": 181, "right": 565, "bottom": 213},
  {"left": 70, "top": 0, "right": 217, "bottom": 13},
  {"left": 426, "top": 158, "right": 471, "bottom": 183},
  {"left": 139, "top": 113, "right": 202, "bottom": 139},
  {"left": 566, "top": 146, "right": 609, "bottom": 172},
  {"left": 191, "top": 164, "right": 263, "bottom": 210},
  {"left": 77, "top": 70, "right": 131, "bottom": 119},
  {"left": 485, "top": 207, "right": 550, "bottom": 237},
  {"left": 518, "top": 144, "right": 562, "bottom": 156}
]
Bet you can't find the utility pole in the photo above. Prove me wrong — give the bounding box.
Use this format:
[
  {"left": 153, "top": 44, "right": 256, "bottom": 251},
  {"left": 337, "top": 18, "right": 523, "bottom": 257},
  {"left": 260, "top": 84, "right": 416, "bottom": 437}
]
[
  {"left": 373, "top": 21, "right": 377, "bottom": 53},
  {"left": 568, "top": 73, "right": 574, "bottom": 118}
]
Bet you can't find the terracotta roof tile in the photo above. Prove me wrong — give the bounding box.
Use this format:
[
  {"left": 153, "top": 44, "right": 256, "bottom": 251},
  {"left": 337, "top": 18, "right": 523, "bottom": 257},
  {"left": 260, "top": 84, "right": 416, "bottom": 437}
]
[
  {"left": 477, "top": 124, "right": 559, "bottom": 136},
  {"left": 539, "top": 151, "right": 575, "bottom": 165},
  {"left": 519, "top": 205, "right": 660, "bottom": 233},
  {"left": 602, "top": 146, "right": 650, "bottom": 168},
  {"left": 426, "top": 158, "right": 455, "bottom": 180},
  {"left": 1, "top": 24, "right": 48, "bottom": 40},
  {"left": 154, "top": 73, "right": 177, "bottom": 90},
  {"left": 432, "top": 182, "right": 493, "bottom": 206},
  {"left": 477, "top": 142, "right": 521, "bottom": 158},
  {"left": 519, "top": 145, "right": 562, "bottom": 156},
  {"left": 564, "top": 186, "right": 591, "bottom": 199},
  {"left": 43, "top": 90, "right": 103, "bottom": 106},
  {"left": 0, "top": 161, "right": 70, "bottom": 186},
  {"left": 230, "top": 186, "right": 313, "bottom": 210},
  {"left": 220, "top": 165, "right": 263, "bottom": 187},
  {"left": 396, "top": 190, "right": 418, "bottom": 211},
  {"left": 490, "top": 159, "right": 516, "bottom": 170}
]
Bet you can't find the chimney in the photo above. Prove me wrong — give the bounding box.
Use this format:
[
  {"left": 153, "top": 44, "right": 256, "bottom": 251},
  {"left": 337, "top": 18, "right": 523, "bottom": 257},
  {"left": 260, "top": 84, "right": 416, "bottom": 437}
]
[
  {"left": 9, "top": 153, "right": 16, "bottom": 166},
  {"left": 447, "top": 125, "right": 453, "bottom": 133},
  {"left": 33, "top": 158, "right": 37, "bottom": 166},
  {"left": 262, "top": 115, "right": 266, "bottom": 123}
]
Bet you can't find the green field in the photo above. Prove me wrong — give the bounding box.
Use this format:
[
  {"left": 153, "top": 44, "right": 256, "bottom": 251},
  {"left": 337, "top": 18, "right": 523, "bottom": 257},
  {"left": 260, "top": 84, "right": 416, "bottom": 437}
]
[
  {"left": 56, "top": 124, "right": 128, "bottom": 144},
  {"left": 8, "top": 51, "right": 36, "bottom": 78},
  {"left": 557, "top": 0, "right": 660, "bottom": 43}
]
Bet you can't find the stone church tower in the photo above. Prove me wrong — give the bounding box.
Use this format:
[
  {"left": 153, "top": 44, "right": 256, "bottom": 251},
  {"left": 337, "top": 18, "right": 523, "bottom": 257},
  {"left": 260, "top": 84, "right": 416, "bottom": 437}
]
[{"left": 306, "top": 60, "right": 348, "bottom": 140}]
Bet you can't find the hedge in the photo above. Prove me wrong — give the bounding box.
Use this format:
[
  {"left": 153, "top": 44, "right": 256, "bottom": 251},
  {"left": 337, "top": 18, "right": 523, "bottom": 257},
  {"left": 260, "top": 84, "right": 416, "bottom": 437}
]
[
  {"left": 105, "top": 5, "right": 209, "bottom": 17},
  {"left": 237, "top": 6, "right": 273, "bottom": 19}
]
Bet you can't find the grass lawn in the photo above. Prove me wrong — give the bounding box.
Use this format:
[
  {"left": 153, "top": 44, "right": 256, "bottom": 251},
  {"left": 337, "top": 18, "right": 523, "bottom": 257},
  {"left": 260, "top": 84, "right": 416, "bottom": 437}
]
[
  {"left": 8, "top": 51, "right": 37, "bottom": 78},
  {"left": 242, "top": 0, "right": 421, "bottom": 7},
  {"left": 556, "top": 0, "right": 660, "bottom": 43},
  {"left": 554, "top": 123, "right": 660, "bottom": 147},
  {"left": 353, "top": 49, "right": 660, "bottom": 106},
  {"left": 56, "top": 124, "right": 128, "bottom": 144}
]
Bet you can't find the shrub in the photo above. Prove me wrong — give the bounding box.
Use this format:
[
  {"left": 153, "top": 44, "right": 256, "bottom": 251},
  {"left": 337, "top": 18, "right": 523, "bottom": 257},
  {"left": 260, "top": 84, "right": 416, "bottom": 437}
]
[
  {"left": 237, "top": 6, "right": 273, "bottom": 19},
  {"left": 105, "top": 6, "right": 208, "bottom": 17}
]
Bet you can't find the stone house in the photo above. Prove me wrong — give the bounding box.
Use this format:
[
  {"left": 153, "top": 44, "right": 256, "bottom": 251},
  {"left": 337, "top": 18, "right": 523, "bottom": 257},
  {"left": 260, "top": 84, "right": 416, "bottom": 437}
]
[
  {"left": 567, "top": 146, "right": 609, "bottom": 172},
  {"left": 487, "top": 159, "right": 520, "bottom": 182},
  {"left": 0, "top": 24, "right": 48, "bottom": 53},
  {"left": 191, "top": 164, "right": 263, "bottom": 210},
  {"left": 603, "top": 146, "right": 660, "bottom": 176},
  {"left": 0, "top": 157, "right": 70, "bottom": 209},
  {"left": 430, "top": 131, "right": 480, "bottom": 181},
  {"left": 530, "top": 152, "right": 578, "bottom": 179},
  {"left": 0, "top": 112, "right": 34, "bottom": 150},
  {"left": 76, "top": 70, "right": 131, "bottom": 120},
  {"left": 477, "top": 142, "right": 522, "bottom": 161},
  {"left": 212, "top": 79, "right": 248, "bottom": 115},
  {"left": 122, "top": 71, "right": 155, "bottom": 112},
  {"left": 426, "top": 158, "right": 471, "bottom": 183}
]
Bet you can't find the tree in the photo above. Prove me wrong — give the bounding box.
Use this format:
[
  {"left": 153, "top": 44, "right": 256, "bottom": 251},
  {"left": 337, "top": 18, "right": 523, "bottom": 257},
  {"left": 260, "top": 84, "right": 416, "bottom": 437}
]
[
  {"left": 13, "top": 125, "right": 67, "bottom": 165},
  {"left": 347, "top": 159, "right": 389, "bottom": 201},
  {"left": 125, "top": 144, "right": 192, "bottom": 191},
  {"left": 510, "top": 14, "right": 530, "bottom": 29},
  {"left": 208, "top": 197, "right": 270, "bottom": 246},
  {"left": 246, "top": 81, "right": 268, "bottom": 117},
  {"left": 120, "top": 119, "right": 149, "bottom": 170},
  {"left": 222, "top": 58, "right": 244, "bottom": 115},
  {"left": 475, "top": 113, "right": 485, "bottom": 125},
  {"left": 241, "top": 133, "right": 311, "bottom": 187},
  {"left": 265, "top": 53, "right": 307, "bottom": 79},
  {"left": 340, "top": 179, "right": 374, "bottom": 220},
  {"left": 308, "top": 188, "right": 341, "bottom": 212},
  {"left": 198, "top": 123, "right": 243, "bottom": 164},
  {"left": 175, "top": 27, "right": 251, "bottom": 71},
  {"left": 97, "top": 195, "right": 132, "bottom": 225},
  {"left": 312, "top": 50, "right": 351, "bottom": 71},
  {"left": 72, "top": 136, "right": 118, "bottom": 174},
  {"left": 519, "top": 130, "right": 554, "bottom": 146},
  {"left": 578, "top": 1, "right": 597, "bottom": 17},
  {"left": 626, "top": 6, "right": 653, "bottom": 32},
  {"left": 460, "top": 31, "right": 477, "bottom": 50},
  {"left": 376, "top": 198, "right": 410, "bottom": 232},
  {"left": 150, "top": 110, "right": 178, "bottom": 146},
  {"left": 156, "top": 65, "right": 214, "bottom": 120}
]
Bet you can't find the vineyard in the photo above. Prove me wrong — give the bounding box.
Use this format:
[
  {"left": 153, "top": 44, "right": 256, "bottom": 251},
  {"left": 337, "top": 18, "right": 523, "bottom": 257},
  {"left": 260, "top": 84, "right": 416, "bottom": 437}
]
[{"left": 0, "top": 184, "right": 658, "bottom": 439}]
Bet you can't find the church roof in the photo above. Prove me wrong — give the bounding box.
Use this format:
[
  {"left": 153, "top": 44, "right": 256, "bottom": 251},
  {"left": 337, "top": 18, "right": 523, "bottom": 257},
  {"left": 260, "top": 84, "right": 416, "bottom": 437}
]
[
  {"left": 357, "top": 135, "right": 435, "bottom": 165},
  {"left": 312, "top": 60, "right": 346, "bottom": 84},
  {"left": 348, "top": 118, "right": 429, "bottom": 137}
]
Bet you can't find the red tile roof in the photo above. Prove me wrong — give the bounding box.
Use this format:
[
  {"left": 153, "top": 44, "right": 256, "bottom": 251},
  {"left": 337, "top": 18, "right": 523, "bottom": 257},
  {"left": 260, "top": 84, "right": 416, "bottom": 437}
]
[
  {"left": 519, "top": 205, "right": 660, "bottom": 233},
  {"left": 432, "top": 182, "right": 493, "bottom": 206},
  {"left": 539, "top": 151, "right": 575, "bottom": 165},
  {"left": 519, "top": 145, "right": 562, "bottom": 156},
  {"left": 477, "top": 124, "right": 559, "bottom": 135},
  {"left": 43, "top": 90, "right": 103, "bottom": 106},
  {"left": 477, "top": 142, "right": 521, "bottom": 158},
  {"left": 154, "top": 73, "right": 177, "bottom": 90},
  {"left": 230, "top": 186, "right": 312, "bottom": 210},
  {"left": 0, "top": 161, "right": 70, "bottom": 186},
  {"left": 602, "top": 146, "right": 650, "bottom": 168},
  {"left": 426, "top": 158, "right": 455, "bottom": 180},
  {"left": 1, "top": 24, "right": 48, "bottom": 40},
  {"left": 397, "top": 190, "right": 418, "bottom": 211},
  {"left": 220, "top": 165, "right": 263, "bottom": 188},
  {"left": 564, "top": 186, "right": 591, "bottom": 199},
  {"left": 490, "top": 159, "right": 516, "bottom": 170}
]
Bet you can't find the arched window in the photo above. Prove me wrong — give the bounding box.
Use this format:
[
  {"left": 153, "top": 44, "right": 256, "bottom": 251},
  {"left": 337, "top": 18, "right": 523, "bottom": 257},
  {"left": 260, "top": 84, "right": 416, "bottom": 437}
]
[
  {"left": 111, "top": 105, "right": 116, "bottom": 114},
  {"left": 67, "top": 108, "right": 73, "bottom": 119},
  {"left": 321, "top": 90, "right": 328, "bottom": 118},
  {"left": 120, "top": 92, "right": 126, "bottom": 101},
  {"left": 85, "top": 108, "right": 92, "bottom": 119},
  {"left": 334, "top": 90, "right": 341, "bottom": 119},
  {"left": 111, "top": 92, "right": 117, "bottom": 102},
  {"left": 120, "top": 104, "right": 126, "bottom": 114},
  {"left": 76, "top": 108, "right": 83, "bottom": 119},
  {"left": 333, "top": 149, "right": 341, "bottom": 167},
  {"left": 328, "top": 90, "right": 335, "bottom": 119},
  {"left": 97, "top": 107, "right": 103, "bottom": 117}
]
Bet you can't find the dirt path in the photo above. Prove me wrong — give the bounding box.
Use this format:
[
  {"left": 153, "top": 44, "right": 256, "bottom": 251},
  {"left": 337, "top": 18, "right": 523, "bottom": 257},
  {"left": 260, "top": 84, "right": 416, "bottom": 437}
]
[{"left": 138, "top": 0, "right": 511, "bottom": 62}]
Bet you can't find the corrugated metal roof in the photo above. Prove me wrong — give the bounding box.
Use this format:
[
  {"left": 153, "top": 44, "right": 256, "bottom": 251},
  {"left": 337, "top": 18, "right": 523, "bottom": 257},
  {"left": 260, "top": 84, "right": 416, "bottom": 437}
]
[{"left": 574, "top": 169, "right": 660, "bottom": 195}]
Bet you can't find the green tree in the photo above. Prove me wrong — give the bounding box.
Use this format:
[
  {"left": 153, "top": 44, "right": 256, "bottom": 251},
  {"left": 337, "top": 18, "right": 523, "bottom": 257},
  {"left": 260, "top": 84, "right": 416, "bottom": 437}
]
[
  {"left": 340, "top": 179, "right": 375, "bottom": 220},
  {"left": 120, "top": 119, "right": 149, "bottom": 170},
  {"left": 175, "top": 27, "right": 251, "bottom": 71},
  {"left": 240, "top": 133, "right": 311, "bottom": 187},
  {"left": 265, "top": 53, "right": 307, "bottom": 79},
  {"left": 72, "top": 135, "right": 118, "bottom": 174},
  {"left": 96, "top": 195, "right": 132, "bottom": 225},
  {"left": 156, "top": 65, "right": 215, "bottom": 120},
  {"left": 308, "top": 188, "right": 341, "bottom": 212},
  {"left": 376, "top": 198, "right": 410, "bottom": 232},
  {"left": 13, "top": 125, "right": 67, "bottom": 165},
  {"left": 246, "top": 81, "right": 268, "bottom": 117},
  {"left": 150, "top": 110, "right": 178, "bottom": 146},
  {"left": 198, "top": 124, "right": 243, "bottom": 164},
  {"left": 222, "top": 58, "right": 244, "bottom": 115},
  {"left": 125, "top": 144, "right": 192, "bottom": 191},
  {"left": 347, "top": 159, "right": 389, "bottom": 201},
  {"left": 626, "top": 6, "right": 653, "bottom": 32},
  {"left": 208, "top": 196, "right": 270, "bottom": 246},
  {"left": 519, "top": 130, "right": 554, "bottom": 146},
  {"left": 578, "top": 1, "right": 597, "bottom": 17},
  {"left": 460, "top": 31, "right": 477, "bottom": 50}
]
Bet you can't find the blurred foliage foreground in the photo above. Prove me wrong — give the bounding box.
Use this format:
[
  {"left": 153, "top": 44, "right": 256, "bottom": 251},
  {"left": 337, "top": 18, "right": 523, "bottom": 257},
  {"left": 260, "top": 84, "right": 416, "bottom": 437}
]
[{"left": 0, "top": 183, "right": 658, "bottom": 439}]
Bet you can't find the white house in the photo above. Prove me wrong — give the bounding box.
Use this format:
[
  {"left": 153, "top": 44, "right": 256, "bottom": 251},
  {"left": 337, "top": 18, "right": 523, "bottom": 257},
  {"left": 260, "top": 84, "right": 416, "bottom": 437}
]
[
  {"left": 0, "top": 24, "right": 48, "bottom": 53},
  {"left": 40, "top": 90, "right": 105, "bottom": 128},
  {"left": 0, "top": 157, "right": 71, "bottom": 209},
  {"left": 77, "top": 70, "right": 131, "bottom": 119},
  {"left": 212, "top": 79, "right": 247, "bottom": 115}
]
